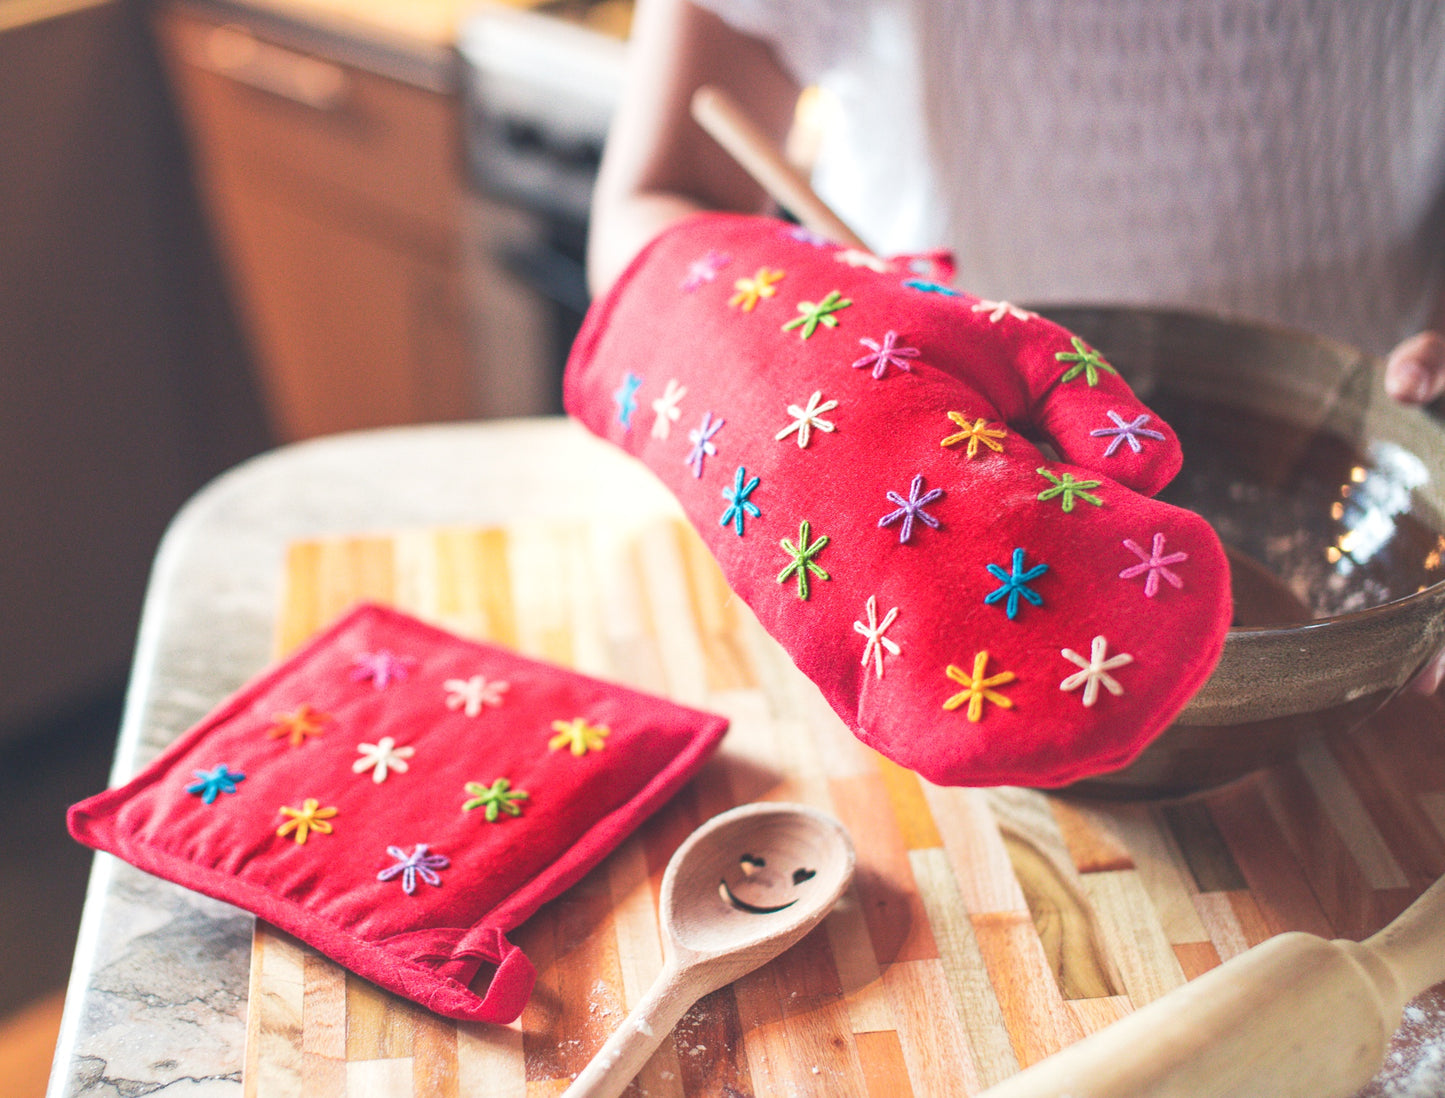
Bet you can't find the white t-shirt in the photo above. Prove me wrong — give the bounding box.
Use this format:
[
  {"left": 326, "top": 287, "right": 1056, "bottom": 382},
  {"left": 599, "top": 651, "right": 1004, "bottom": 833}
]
[{"left": 690, "top": 0, "right": 1445, "bottom": 354}]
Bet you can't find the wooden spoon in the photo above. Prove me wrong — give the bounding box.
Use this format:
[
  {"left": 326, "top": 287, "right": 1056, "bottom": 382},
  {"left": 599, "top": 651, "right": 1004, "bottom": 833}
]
[
  {"left": 690, "top": 84, "right": 872, "bottom": 252},
  {"left": 563, "top": 802, "right": 855, "bottom": 1098}
]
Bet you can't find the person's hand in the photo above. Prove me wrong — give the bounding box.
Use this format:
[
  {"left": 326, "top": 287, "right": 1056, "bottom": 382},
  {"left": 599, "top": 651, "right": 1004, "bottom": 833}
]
[{"left": 1384, "top": 331, "right": 1445, "bottom": 404}]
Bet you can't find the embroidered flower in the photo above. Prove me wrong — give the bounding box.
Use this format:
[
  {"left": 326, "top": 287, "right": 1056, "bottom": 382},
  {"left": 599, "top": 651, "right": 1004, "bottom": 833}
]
[
  {"left": 1119, "top": 533, "right": 1189, "bottom": 597},
  {"left": 549, "top": 717, "right": 610, "bottom": 756},
  {"left": 903, "top": 279, "right": 960, "bottom": 296},
  {"left": 971, "top": 299, "right": 1036, "bottom": 323},
  {"left": 350, "top": 650, "right": 414, "bottom": 690},
  {"left": 984, "top": 547, "right": 1050, "bottom": 620},
  {"left": 1037, "top": 468, "right": 1104, "bottom": 512},
  {"left": 613, "top": 371, "right": 643, "bottom": 429},
  {"left": 185, "top": 764, "right": 245, "bottom": 805},
  {"left": 787, "top": 226, "right": 830, "bottom": 247},
  {"left": 377, "top": 844, "right": 449, "bottom": 895},
  {"left": 941, "top": 412, "right": 1008, "bottom": 459},
  {"left": 782, "top": 290, "right": 851, "bottom": 338},
  {"left": 445, "top": 675, "right": 509, "bottom": 716},
  {"left": 1090, "top": 410, "right": 1166, "bottom": 457},
  {"left": 266, "top": 704, "right": 330, "bottom": 747},
  {"left": 681, "top": 250, "right": 730, "bottom": 291},
  {"left": 853, "top": 331, "right": 920, "bottom": 379},
  {"left": 854, "top": 595, "right": 900, "bottom": 678},
  {"left": 943, "top": 652, "right": 1017, "bottom": 721},
  {"left": 729, "top": 267, "right": 785, "bottom": 311},
  {"left": 651, "top": 379, "right": 687, "bottom": 440},
  {"left": 720, "top": 466, "right": 761, "bottom": 535},
  {"left": 836, "top": 249, "right": 892, "bottom": 272},
  {"left": 878, "top": 474, "right": 944, "bottom": 543},
  {"left": 1055, "top": 337, "right": 1119, "bottom": 387},
  {"left": 462, "top": 778, "right": 529, "bottom": 821},
  {"left": 775, "top": 390, "right": 838, "bottom": 448},
  {"left": 1060, "top": 635, "right": 1134, "bottom": 707},
  {"left": 685, "top": 411, "right": 724, "bottom": 478},
  {"left": 276, "top": 798, "right": 337, "bottom": 844},
  {"left": 352, "top": 736, "right": 415, "bottom": 783},
  {"left": 778, "top": 519, "right": 831, "bottom": 600}
]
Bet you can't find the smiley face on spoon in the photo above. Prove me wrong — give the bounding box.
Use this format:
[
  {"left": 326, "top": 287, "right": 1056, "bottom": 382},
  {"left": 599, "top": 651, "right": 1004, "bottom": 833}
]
[{"left": 719, "top": 853, "right": 819, "bottom": 914}]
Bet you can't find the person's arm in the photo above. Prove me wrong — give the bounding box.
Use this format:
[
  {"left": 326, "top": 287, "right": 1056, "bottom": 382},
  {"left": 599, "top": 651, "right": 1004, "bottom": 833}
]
[
  {"left": 1385, "top": 329, "right": 1445, "bottom": 404},
  {"left": 587, "top": 0, "right": 801, "bottom": 296}
]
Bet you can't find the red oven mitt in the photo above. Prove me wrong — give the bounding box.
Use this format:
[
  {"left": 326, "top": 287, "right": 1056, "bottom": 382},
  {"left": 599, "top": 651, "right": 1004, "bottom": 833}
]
[
  {"left": 68, "top": 603, "right": 728, "bottom": 1023},
  {"left": 565, "top": 213, "right": 1231, "bottom": 788}
]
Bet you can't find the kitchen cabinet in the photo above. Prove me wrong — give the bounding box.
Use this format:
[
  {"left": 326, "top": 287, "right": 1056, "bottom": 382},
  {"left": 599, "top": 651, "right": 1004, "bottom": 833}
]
[{"left": 152, "top": 1, "right": 481, "bottom": 441}]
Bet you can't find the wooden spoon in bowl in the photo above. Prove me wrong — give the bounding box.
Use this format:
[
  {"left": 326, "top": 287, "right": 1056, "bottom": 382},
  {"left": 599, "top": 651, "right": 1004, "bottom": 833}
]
[{"left": 562, "top": 802, "right": 855, "bottom": 1098}]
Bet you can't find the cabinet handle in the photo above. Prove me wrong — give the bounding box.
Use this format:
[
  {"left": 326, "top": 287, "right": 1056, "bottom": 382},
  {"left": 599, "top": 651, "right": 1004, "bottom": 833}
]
[{"left": 186, "top": 23, "right": 350, "bottom": 112}]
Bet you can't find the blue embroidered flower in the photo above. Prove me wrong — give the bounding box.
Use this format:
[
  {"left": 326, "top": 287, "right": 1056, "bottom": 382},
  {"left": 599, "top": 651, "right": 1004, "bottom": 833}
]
[
  {"left": 984, "top": 548, "right": 1050, "bottom": 620},
  {"left": 720, "top": 465, "right": 761, "bottom": 535},
  {"left": 377, "top": 844, "right": 449, "bottom": 895},
  {"left": 186, "top": 764, "right": 245, "bottom": 805},
  {"left": 878, "top": 474, "right": 944, "bottom": 543},
  {"left": 613, "top": 371, "right": 643, "bottom": 430},
  {"left": 903, "top": 279, "right": 960, "bottom": 297}
]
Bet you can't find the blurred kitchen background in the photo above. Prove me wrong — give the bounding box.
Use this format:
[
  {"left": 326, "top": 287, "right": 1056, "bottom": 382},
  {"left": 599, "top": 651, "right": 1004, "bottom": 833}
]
[{"left": 0, "top": 0, "right": 627, "bottom": 1088}]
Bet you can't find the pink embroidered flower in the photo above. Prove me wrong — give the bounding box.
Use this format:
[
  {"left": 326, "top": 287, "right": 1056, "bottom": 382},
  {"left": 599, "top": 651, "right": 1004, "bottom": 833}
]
[{"left": 853, "top": 331, "right": 920, "bottom": 379}]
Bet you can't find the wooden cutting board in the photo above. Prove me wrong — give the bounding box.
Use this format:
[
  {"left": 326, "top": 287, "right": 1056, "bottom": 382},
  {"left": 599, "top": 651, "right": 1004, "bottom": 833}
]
[{"left": 243, "top": 517, "right": 1445, "bottom": 1098}]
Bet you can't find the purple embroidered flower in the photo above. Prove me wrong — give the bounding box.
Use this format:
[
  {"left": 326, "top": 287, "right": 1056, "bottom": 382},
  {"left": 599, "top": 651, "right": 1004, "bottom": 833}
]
[
  {"left": 1091, "top": 410, "right": 1166, "bottom": 457},
  {"left": 681, "top": 250, "right": 730, "bottom": 291},
  {"left": 350, "top": 650, "right": 414, "bottom": 690},
  {"left": 185, "top": 764, "right": 245, "bottom": 805},
  {"left": 878, "top": 474, "right": 944, "bottom": 543},
  {"left": 685, "top": 412, "right": 724, "bottom": 478},
  {"left": 984, "top": 547, "right": 1050, "bottom": 620},
  {"left": 613, "top": 371, "right": 643, "bottom": 430},
  {"left": 1119, "top": 533, "right": 1189, "bottom": 597},
  {"left": 787, "top": 226, "right": 831, "bottom": 247},
  {"left": 853, "top": 331, "right": 921, "bottom": 379},
  {"left": 377, "top": 844, "right": 449, "bottom": 895}
]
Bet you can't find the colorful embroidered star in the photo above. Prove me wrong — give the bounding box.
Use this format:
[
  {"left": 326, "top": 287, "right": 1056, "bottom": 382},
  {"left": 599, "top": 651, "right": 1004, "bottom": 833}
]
[
  {"left": 775, "top": 390, "right": 838, "bottom": 448},
  {"left": 462, "top": 778, "right": 529, "bottom": 821},
  {"left": 853, "top": 331, "right": 920, "bottom": 379},
  {"left": 729, "top": 267, "right": 785, "bottom": 311},
  {"left": 276, "top": 798, "right": 337, "bottom": 844},
  {"left": 685, "top": 411, "right": 724, "bottom": 478},
  {"left": 1037, "top": 468, "right": 1104, "bottom": 513},
  {"left": 681, "top": 249, "right": 730, "bottom": 291},
  {"left": 854, "top": 595, "right": 901, "bottom": 678},
  {"left": 1090, "top": 410, "right": 1167, "bottom": 456},
  {"left": 445, "top": 675, "right": 509, "bottom": 716},
  {"left": 836, "top": 249, "right": 892, "bottom": 272},
  {"left": 549, "top": 717, "right": 610, "bottom": 756},
  {"left": 985, "top": 547, "right": 1050, "bottom": 620},
  {"left": 971, "top": 299, "right": 1036, "bottom": 323},
  {"left": 266, "top": 704, "right": 330, "bottom": 747},
  {"left": 903, "top": 279, "right": 960, "bottom": 296},
  {"left": 1055, "top": 337, "right": 1119, "bottom": 387},
  {"left": 350, "top": 650, "right": 414, "bottom": 690},
  {"left": 1119, "top": 533, "right": 1189, "bottom": 596},
  {"left": 720, "top": 465, "right": 761, "bottom": 535},
  {"left": 651, "top": 378, "right": 687, "bottom": 440},
  {"left": 879, "top": 474, "right": 944, "bottom": 543},
  {"left": 943, "top": 652, "right": 1017, "bottom": 722},
  {"left": 352, "top": 736, "right": 415, "bottom": 783},
  {"left": 1060, "top": 635, "right": 1134, "bottom": 707},
  {"left": 941, "top": 412, "right": 1008, "bottom": 458},
  {"left": 778, "top": 519, "right": 831, "bottom": 600},
  {"left": 782, "top": 290, "right": 851, "bottom": 338},
  {"left": 377, "top": 844, "right": 449, "bottom": 895},
  {"left": 613, "top": 371, "right": 643, "bottom": 429},
  {"left": 185, "top": 764, "right": 245, "bottom": 805}
]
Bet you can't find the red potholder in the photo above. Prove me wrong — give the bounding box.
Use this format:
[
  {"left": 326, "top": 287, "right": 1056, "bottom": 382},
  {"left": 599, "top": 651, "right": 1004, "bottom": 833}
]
[
  {"left": 68, "top": 602, "right": 729, "bottom": 1023},
  {"left": 564, "top": 213, "right": 1232, "bottom": 788}
]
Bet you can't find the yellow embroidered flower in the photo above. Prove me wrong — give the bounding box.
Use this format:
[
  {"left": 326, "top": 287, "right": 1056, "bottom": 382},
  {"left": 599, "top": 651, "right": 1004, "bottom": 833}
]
[
  {"left": 729, "top": 267, "right": 785, "bottom": 311},
  {"left": 549, "top": 717, "right": 610, "bottom": 756},
  {"left": 941, "top": 412, "right": 1007, "bottom": 458},
  {"left": 266, "top": 704, "right": 330, "bottom": 747},
  {"left": 943, "top": 652, "right": 1017, "bottom": 722},
  {"left": 276, "top": 798, "right": 338, "bottom": 844}
]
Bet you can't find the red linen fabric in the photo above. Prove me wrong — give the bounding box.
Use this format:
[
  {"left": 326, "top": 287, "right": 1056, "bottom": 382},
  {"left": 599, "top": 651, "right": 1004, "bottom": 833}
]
[
  {"left": 565, "top": 213, "right": 1232, "bottom": 788},
  {"left": 68, "top": 603, "right": 729, "bottom": 1023}
]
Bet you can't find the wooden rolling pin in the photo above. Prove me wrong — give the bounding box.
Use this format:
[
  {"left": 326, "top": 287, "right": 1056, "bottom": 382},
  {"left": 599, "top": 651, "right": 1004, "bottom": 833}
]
[{"left": 978, "top": 873, "right": 1445, "bottom": 1098}]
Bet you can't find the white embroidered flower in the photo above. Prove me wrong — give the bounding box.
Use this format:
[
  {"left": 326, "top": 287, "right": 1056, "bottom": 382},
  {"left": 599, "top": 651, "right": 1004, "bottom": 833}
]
[
  {"left": 775, "top": 390, "right": 838, "bottom": 448},
  {"left": 352, "top": 736, "right": 415, "bottom": 783},
  {"left": 971, "top": 299, "right": 1036, "bottom": 323},
  {"left": 835, "top": 248, "right": 892, "bottom": 273},
  {"left": 1059, "top": 636, "right": 1133, "bottom": 707},
  {"left": 651, "top": 378, "right": 687, "bottom": 440},
  {"left": 853, "top": 596, "right": 901, "bottom": 678},
  {"left": 445, "top": 675, "right": 509, "bottom": 717}
]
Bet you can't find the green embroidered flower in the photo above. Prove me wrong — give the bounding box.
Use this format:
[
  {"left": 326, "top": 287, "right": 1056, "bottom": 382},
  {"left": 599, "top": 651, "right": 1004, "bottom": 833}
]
[
  {"left": 782, "top": 290, "right": 852, "bottom": 338},
  {"left": 778, "top": 519, "right": 831, "bottom": 599},
  {"left": 462, "top": 778, "right": 529, "bottom": 821},
  {"left": 1036, "top": 467, "right": 1104, "bottom": 513},
  {"left": 1055, "top": 336, "right": 1118, "bottom": 386}
]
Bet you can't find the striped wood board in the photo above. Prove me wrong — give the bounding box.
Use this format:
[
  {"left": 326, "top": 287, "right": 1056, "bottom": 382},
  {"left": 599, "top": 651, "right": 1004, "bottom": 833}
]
[{"left": 243, "top": 517, "right": 1445, "bottom": 1097}]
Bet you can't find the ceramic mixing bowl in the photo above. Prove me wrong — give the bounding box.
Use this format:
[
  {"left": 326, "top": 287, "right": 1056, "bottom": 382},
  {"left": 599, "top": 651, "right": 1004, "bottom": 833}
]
[{"left": 1035, "top": 307, "right": 1445, "bottom": 799}]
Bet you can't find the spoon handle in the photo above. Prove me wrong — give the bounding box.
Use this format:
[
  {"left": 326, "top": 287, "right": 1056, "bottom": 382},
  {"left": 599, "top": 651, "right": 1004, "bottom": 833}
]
[{"left": 562, "top": 961, "right": 703, "bottom": 1098}]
